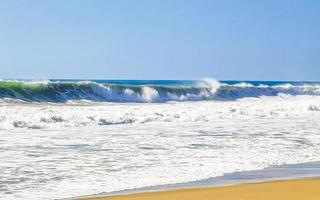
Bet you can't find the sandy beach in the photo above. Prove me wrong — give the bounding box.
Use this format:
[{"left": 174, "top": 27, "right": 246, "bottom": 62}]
[
  {"left": 2, "top": 0, "right": 320, "bottom": 199},
  {"left": 82, "top": 178, "right": 320, "bottom": 200}
]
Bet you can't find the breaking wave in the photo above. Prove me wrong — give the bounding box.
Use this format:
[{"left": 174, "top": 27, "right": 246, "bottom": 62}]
[{"left": 0, "top": 80, "right": 319, "bottom": 103}]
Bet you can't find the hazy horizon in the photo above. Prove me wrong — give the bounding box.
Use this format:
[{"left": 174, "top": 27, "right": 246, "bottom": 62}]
[{"left": 0, "top": 78, "right": 320, "bottom": 82}]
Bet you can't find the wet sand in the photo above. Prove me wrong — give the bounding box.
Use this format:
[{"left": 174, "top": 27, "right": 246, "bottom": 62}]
[{"left": 82, "top": 178, "right": 320, "bottom": 200}]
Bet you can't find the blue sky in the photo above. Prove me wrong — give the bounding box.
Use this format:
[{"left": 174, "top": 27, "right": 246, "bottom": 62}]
[{"left": 0, "top": 0, "right": 319, "bottom": 80}]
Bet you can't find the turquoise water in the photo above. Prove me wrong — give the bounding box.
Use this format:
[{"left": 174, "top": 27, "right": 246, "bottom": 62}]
[
  {"left": 0, "top": 79, "right": 319, "bottom": 103},
  {"left": 0, "top": 79, "right": 320, "bottom": 199},
  {"left": 56, "top": 79, "right": 319, "bottom": 86}
]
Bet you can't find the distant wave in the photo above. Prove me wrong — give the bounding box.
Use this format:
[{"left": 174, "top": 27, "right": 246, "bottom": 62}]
[{"left": 0, "top": 80, "right": 319, "bottom": 103}]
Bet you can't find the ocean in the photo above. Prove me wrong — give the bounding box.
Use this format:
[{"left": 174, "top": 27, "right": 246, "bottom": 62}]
[{"left": 0, "top": 79, "right": 320, "bottom": 199}]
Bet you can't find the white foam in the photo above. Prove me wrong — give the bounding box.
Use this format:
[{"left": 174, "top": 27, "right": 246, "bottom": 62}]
[
  {"left": 0, "top": 95, "right": 318, "bottom": 130},
  {"left": 141, "top": 87, "right": 159, "bottom": 102},
  {"left": 233, "top": 82, "right": 254, "bottom": 87},
  {"left": 197, "top": 78, "right": 221, "bottom": 93},
  {"left": 0, "top": 95, "right": 320, "bottom": 199}
]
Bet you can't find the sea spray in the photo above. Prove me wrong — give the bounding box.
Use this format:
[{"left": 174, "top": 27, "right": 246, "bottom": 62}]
[
  {"left": 0, "top": 80, "right": 319, "bottom": 103},
  {"left": 1, "top": 95, "right": 320, "bottom": 199}
]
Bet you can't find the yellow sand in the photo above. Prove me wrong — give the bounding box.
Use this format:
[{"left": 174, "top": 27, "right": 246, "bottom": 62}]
[{"left": 83, "top": 178, "right": 320, "bottom": 200}]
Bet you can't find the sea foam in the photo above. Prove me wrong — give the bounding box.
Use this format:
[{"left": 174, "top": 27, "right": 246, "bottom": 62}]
[
  {"left": 0, "top": 80, "right": 319, "bottom": 103},
  {"left": 0, "top": 80, "right": 320, "bottom": 199}
]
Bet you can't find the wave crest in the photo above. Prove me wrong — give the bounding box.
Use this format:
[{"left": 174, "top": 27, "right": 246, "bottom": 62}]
[{"left": 0, "top": 80, "right": 319, "bottom": 103}]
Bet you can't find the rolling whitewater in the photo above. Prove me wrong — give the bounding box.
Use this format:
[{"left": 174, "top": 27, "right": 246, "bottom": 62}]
[
  {"left": 0, "top": 79, "right": 319, "bottom": 103},
  {"left": 0, "top": 79, "right": 320, "bottom": 199}
]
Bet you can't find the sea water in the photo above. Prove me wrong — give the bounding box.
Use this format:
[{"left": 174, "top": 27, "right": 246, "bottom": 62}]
[{"left": 0, "top": 79, "right": 319, "bottom": 199}]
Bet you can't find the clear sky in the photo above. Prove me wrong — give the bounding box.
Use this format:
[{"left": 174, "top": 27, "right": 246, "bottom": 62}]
[{"left": 0, "top": 0, "right": 319, "bottom": 80}]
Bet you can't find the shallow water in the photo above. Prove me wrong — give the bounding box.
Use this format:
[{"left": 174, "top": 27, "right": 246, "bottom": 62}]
[
  {"left": 0, "top": 93, "right": 320, "bottom": 199},
  {"left": 92, "top": 161, "right": 320, "bottom": 198}
]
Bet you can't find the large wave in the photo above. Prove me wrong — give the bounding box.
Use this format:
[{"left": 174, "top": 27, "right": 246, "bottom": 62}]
[{"left": 0, "top": 80, "right": 319, "bottom": 103}]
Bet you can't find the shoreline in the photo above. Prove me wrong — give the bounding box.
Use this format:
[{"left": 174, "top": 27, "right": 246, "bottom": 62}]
[
  {"left": 73, "top": 162, "right": 320, "bottom": 200},
  {"left": 81, "top": 178, "right": 320, "bottom": 200}
]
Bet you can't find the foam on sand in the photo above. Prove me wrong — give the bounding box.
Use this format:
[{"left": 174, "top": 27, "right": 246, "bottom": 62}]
[
  {"left": 82, "top": 178, "right": 320, "bottom": 200},
  {"left": 1, "top": 80, "right": 320, "bottom": 199},
  {"left": 0, "top": 95, "right": 320, "bottom": 199}
]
